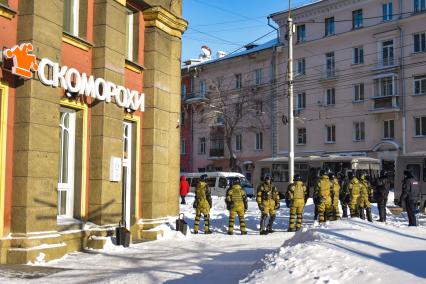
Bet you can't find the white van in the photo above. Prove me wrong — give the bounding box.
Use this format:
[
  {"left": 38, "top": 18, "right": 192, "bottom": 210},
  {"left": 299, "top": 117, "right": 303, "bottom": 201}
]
[{"left": 182, "top": 172, "right": 255, "bottom": 197}]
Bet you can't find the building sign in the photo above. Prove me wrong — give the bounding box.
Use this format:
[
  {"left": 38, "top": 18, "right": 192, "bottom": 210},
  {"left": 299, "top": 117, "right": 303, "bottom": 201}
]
[{"left": 3, "top": 43, "right": 144, "bottom": 111}]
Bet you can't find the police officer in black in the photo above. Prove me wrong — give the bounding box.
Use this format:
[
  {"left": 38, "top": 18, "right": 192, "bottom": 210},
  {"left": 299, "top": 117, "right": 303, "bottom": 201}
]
[
  {"left": 400, "top": 170, "right": 419, "bottom": 226},
  {"left": 339, "top": 171, "right": 352, "bottom": 218},
  {"left": 375, "top": 170, "right": 390, "bottom": 222}
]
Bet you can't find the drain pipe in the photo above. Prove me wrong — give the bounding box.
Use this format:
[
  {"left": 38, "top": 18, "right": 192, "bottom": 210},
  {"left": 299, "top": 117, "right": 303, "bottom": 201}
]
[{"left": 398, "top": 0, "right": 406, "bottom": 155}]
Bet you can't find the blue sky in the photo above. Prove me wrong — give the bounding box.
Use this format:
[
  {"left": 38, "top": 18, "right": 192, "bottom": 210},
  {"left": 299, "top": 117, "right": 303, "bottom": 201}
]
[{"left": 181, "top": 0, "right": 313, "bottom": 60}]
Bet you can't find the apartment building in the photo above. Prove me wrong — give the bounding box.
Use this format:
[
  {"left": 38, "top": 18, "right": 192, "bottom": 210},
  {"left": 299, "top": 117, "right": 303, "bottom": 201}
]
[
  {"left": 180, "top": 40, "right": 281, "bottom": 182},
  {"left": 0, "top": 0, "right": 186, "bottom": 263},
  {"left": 271, "top": 0, "right": 426, "bottom": 174}
]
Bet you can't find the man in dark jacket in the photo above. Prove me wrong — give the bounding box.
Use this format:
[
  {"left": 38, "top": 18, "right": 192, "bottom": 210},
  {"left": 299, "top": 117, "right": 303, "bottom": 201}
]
[
  {"left": 400, "top": 170, "right": 419, "bottom": 226},
  {"left": 375, "top": 170, "right": 390, "bottom": 222},
  {"left": 339, "top": 171, "right": 352, "bottom": 218}
]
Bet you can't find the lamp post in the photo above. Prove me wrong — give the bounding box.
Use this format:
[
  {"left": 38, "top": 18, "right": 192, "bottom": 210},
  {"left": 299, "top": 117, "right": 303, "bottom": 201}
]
[{"left": 287, "top": 0, "right": 295, "bottom": 183}]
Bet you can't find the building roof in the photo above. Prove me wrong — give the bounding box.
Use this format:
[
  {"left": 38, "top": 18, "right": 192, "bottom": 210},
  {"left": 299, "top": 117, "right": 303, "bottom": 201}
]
[
  {"left": 269, "top": 0, "right": 324, "bottom": 18},
  {"left": 182, "top": 38, "right": 279, "bottom": 69}
]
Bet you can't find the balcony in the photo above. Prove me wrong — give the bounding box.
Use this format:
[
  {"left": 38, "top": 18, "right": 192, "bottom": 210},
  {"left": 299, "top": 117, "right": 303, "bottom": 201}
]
[
  {"left": 209, "top": 148, "right": 224, "bottom": 158},
  {"left": 369, "top": 94, "right": 400, "bottom": 113},
  {"left": 320, "top": 67, "right": 338, "bottom": 81},
  {"left": 371, "top": 58, "right": 399, "bottom": 71},
  {"left": 183, "top": 93, "right": 208, "bottom": 104}
]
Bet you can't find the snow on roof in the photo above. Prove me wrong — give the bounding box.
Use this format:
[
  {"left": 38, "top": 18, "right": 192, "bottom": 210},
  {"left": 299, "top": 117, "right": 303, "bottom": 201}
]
[
  {"left": 269, "top": 0, "right": 324, "bottom": 18},
  {"left": 182, "top": 38, "right": 279, "bottom": 69}
]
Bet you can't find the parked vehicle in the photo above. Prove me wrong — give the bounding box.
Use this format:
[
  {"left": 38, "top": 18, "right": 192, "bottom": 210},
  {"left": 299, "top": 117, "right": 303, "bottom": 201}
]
[
  {"left": 394, "top": 152, "right": 426, "bottom": 213},
  {"left": 254, "top": 155, "right": 381, "bottom": 197},
  {"left": 182, "top": 172, "right": 255, "bottom": 197}
]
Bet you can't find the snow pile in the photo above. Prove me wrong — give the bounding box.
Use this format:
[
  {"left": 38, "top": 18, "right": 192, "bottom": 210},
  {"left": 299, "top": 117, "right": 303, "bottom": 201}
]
[{"left": 242, "top": 218, "right": 426, "bottom": 284}]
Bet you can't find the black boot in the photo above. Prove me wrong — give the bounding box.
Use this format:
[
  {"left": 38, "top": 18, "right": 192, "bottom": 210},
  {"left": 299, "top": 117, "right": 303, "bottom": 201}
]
[
  {"left": 267, "top": 215, "right": 276, "bottom": 233},
  {"left": 260, "top": 214, "right": 268, "bottom": 235},
  {"left": 366, "top": 208, "right": 373, "bottom": 222},
  {"left": 359, "top": 208, "right": 365, "bottom": 220}
]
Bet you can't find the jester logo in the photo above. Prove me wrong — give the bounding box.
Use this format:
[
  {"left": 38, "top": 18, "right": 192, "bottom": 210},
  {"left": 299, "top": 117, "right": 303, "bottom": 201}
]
[{"left": 3, "top": 43, "right": 39, "bottom": 79}]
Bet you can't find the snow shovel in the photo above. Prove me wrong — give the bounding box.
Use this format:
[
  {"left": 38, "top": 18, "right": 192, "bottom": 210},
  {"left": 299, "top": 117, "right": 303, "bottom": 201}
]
[
  {"left": 176, "top": 213, "right": 188, "bottom": 235},
  {"left": 116, "top": 222, "right": 130, "bottom": 247}
]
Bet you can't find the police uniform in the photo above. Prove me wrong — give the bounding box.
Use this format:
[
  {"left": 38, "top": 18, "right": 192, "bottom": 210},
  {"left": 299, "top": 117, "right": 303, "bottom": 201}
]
[
  {"left": 288, "top": 179, "right": 307, "bottom": 231},
  {"left": 193, "top": 179, "right": 212, "bottom": 234},
  {"left": 401, "top": 172, "right": 419, "bottom": 226},
  {"left": 359, "top": 176, "right": 373, "bottom": 222},
  {"left": 330, "top": 177, "right": 341, "bottom": 220},
  {"left": 314, "top": 174, "right": 333, "bottom": 224},
  {"left": 339, "top": 175, "right": 351, "bottom": 218},
  {"left": 257, "top": 179, "right": 280, "bottom": 234},
  {"left": 348, "top": 177, "right": 362, "bottom": 218},
  {"left": 376, "top": 172, "right": 390, "bottom": 222},
  {"left": 226, "top": 183, "right": 248, "bottom": 235}
]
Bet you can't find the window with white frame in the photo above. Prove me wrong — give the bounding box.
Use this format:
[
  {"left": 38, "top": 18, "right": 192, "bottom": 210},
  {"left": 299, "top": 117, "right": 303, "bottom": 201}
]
[
  {"left": 414, "top": 0, "right": 426, "bottom": 12},
  {"left": 235, "top": 73, "right": 242, "bottom": 89},
  {"left": 200, "top": 80, "right": 206, "bottom": 97},
  {"left": 297, "top": 24, "right": 306, "bottom": 43},
  {"left": 58, "top": 109, "right": 76, "bottom": 217},
  {"left": 353, "top": 121, "right": 365, "bottom": 141},
  {"left": 125, "top": 8, "right": 139, "bottom": 62},
  {"left": 414, "top": 33, "right": 426, "bottom": 53},
  {"left": 380, "top": 77, "right": 394, "bottom": 97},
  {"left": 255, "top": 69, "right": 262, "bottom": 85},
  {"left": 63, "top": 0, "right": 88, "bottom": 38},
  {"left": 199, "top": 137, "right": 206, "bottom": 154},
  {"left": 382, "top": 40, "right": 394, "bottom": 66},
  {"left": 353, "top": 46, "right": 364, "bottom": 64},
  {"left": 297, "top": 58, "right": 306, "bottom": 75},
  {"left": 255, "top": 132, "right": 263, "bottom": 150},
  {"left": 414, "top": 75, "right": 426, "bottom": 95},
  {"left": 180, "top": 139, "right": 186, "bottom": 155},
  {"left": 297, "top": 93, "right": 306, "bottom": 109},
  {"left": 384, "top": 120, "right": 395, "bottom": 139},
  {"left": 354, "top": 83, "right": 365, "bottom": 102},
  {"left": 325, "top": 17, "right": 335, "bottom": 36},
  {"left": 297, "top": 128, "right": 306, "bottom": 145},
  {"left": 325, "top": 125, "right": 336, "bottom": 143},
  {"left": 235, "top": 134, "right": 242, "bottom": 151},
  {"left": 325, "top": 88, "right": 335, "bottom": 106},
  {"left": 352, "top": 9, "right": 363, "bottom": 29},
  {"left": 382, "top": 2, "right": 393, "bottom": 21},
  {"left": 255, "top": 100, "right": 263, "bottom": 115},
  {"left": 415, "top": 116, "right": 426, "bottom": 136}
]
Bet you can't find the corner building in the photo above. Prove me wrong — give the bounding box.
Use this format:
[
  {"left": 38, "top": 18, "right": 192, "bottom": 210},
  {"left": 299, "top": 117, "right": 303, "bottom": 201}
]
[{"left": 0, "top": 0, "right": 187, "bottom": 263}]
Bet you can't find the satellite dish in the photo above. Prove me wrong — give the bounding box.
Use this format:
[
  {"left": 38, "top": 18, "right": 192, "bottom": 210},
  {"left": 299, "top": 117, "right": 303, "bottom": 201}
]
[{"left": 201, "top": 45, "right": 212, "bottom": 58}]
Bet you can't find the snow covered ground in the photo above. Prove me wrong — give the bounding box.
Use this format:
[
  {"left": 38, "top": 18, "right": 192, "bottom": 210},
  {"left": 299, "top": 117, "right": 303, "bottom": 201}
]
[{"left": 0, "top": 192, "right": 424, "bottom": 283}]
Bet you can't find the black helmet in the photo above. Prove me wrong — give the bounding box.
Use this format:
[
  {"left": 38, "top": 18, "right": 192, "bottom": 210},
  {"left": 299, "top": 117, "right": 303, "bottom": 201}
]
[
  {"left": 319, "top": 169, "right": 326, "bottom": 176},
  {"left": 328, "top": 172, "right": 335, "bottom": 180},
  {"left": 403, "top": 170, "right": 413, "bottom": 178},
  {"left": 294, "top": 174, "right": 302, "bottom": 182},
  {"left": 200, "top": 174, "right": 208, "bottom": 181},
  {"left": 357, "top": 171, "right": 366, "bottom": 179},
  {"left": 264, "top": 173, "right": 272, "bottom": 181},
  {"left": 380, "top": 170, "right": 388, "bottom": 177},
  {"left": 233, "top": 177, "right": 241, "bottom": 185},
  {"left": 347, "top": 171, "right": 354, "bottom": 179}
]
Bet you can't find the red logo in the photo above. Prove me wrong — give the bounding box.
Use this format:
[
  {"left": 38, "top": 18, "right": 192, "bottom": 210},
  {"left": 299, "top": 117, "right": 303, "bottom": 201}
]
[{"left": 3, "top": 43, "right": 39, "bottom": 79}]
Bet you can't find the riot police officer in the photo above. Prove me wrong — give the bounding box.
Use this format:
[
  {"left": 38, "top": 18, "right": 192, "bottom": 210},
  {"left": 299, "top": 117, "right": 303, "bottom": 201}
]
[
  {"left": 376, "top": 170, "right": 390, "bottom": 222},
  {"left": 257, "top": 174, "right": 280, "bottom": 235},
  {"left": 359, "top": 172, "right": 373, "bottom": 222},
  {"left": 400, "top": 170, "right": 419, "bottom": 226},
  {"left": 287, "top": 174, "right": 308, "bottom": 232},
  {"left": 329, "top": 172, "right": 341, "bottom": 220},
  {"left": 348, "top": 172, "right": 362, "bottom": 218},
  {"left": 314, "top": 169, "right": 333, "bottom": 224},
  {"left": 340, "top": 171, "right": 352, "bottom": 218},
  {"left": 226, "top": 177, "right": 248, "bottom": 235},
  {"left": 193, "top": 174, "right": 213, "bottom": 234}
]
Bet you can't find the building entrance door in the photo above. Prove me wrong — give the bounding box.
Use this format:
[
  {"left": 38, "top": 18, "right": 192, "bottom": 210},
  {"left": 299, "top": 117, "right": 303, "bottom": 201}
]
[{"left": 122, "top": 122, "right": 133, "bottom": 230}]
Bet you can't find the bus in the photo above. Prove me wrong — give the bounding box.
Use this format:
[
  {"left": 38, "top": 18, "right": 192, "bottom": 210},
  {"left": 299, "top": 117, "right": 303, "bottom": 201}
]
[
  {"left": 394, "top": 152, "right": 426, "bottom": 213},
  {"left": 254, "top": 155, "right": 381, "bottom": 197}
]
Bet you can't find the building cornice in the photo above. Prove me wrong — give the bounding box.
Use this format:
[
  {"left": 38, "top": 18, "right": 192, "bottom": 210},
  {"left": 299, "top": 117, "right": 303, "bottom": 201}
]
[
  {"left": 0, "top": 3, "right": 16, "bottom": 20},
  {"left": 143, "top": 6, "right": 188, "bottom": 39}
]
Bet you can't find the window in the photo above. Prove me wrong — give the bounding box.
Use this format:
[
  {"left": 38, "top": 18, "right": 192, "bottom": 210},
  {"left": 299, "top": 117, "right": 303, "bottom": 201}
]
[
  {"left": 353, "top": 121, "right": 365, "bottom": 141},
  {"left": 180, "top": 111, "right": 185, "bottom": 126},
  {"left": 382, "top": 40, "right": 394, "bottom": 66},
  {"left": 353, "top": 46, "right": 364, "bottom": 64},
  {"left": 381, "top": 77, "right": 394, "bottom": 97},
  {"left": 235, "top": 134, "right": 242, "bottom": 151},
  {"left": 255, "top": 100, "right": 263, "bottom": 115},
  {"left": 255, "top": 132, "right": 263, "bottom": 150},
  {"left": 406, "top": 164, "right": 421, "bottom": 181},
  {"left": 325, "top": 125, "right": 336, "bottom": 143},
  {"left": 384, "top": 120, "right": 395, "bottom": 139},
  {"left": 63, "top": 0, "right": 88, "bottom": 38},
  {"left": 199, "top": 137, "right": 206, "bottom": 154},
  {"left": 383, "top": 2, "right": 393, "bottom": 21},
  {"left": 297, "top": 58, "right": 306, "bottom": 75},
  {"left": 354, "top": 83, "right": 365, "bottom": 102},
  {"left": 325, "top": 17, "right": 335, "bottom": 36},
  {"left": 255, "top": 69, "right": 262, "bottom": 85},
  {"left": 235, "top": 73, "right": 242, "bottom": 89},
  {"left": 414, "top": 33, "right": 426, "bottom": 53},
  {"left": 297, "top": 128, "right": 306, "bottom": 145},
  {"left": 352, "top": 9, "right": 363, "bottom": 29},
  {"left": 415, "top": 116, "right": 426, "bottom": 136},
  {"left": 125, "top": 9, "right": 139, "bottom": 62},
  {"left": 181, "top": 84, "right": 187, "bottom": 98},
  {"left": 414, "top": 75, "right": 426, "bottom": 95},
  {"left": 297, "top": 93, "right": 306, "bottom": 110},
  {"left": 325, "top": 52, "right": 335, "bottom": 77},
  {"left": 414, "top": 0, "right": 426, "bottom": 12},
  {"left": 180, "top": 139, "right": 186, "bottom": 155},
  {"left": 272, "top": 163, "right": 288, "bottom": 182},
  {"left": 58, "top": 109, "right": 76, "bottom": 217},
  {"left": 200, "top": 80, "right": 206, "bottom": 96},
  {"left": 326, "top": 88, "right": 336, "bottom": 106},
  {"left": 235, "top": 103, "right": 243, "bottom": 118},
  {"left": 297, "top": 25, "right": 306, "bottom": 43}
]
